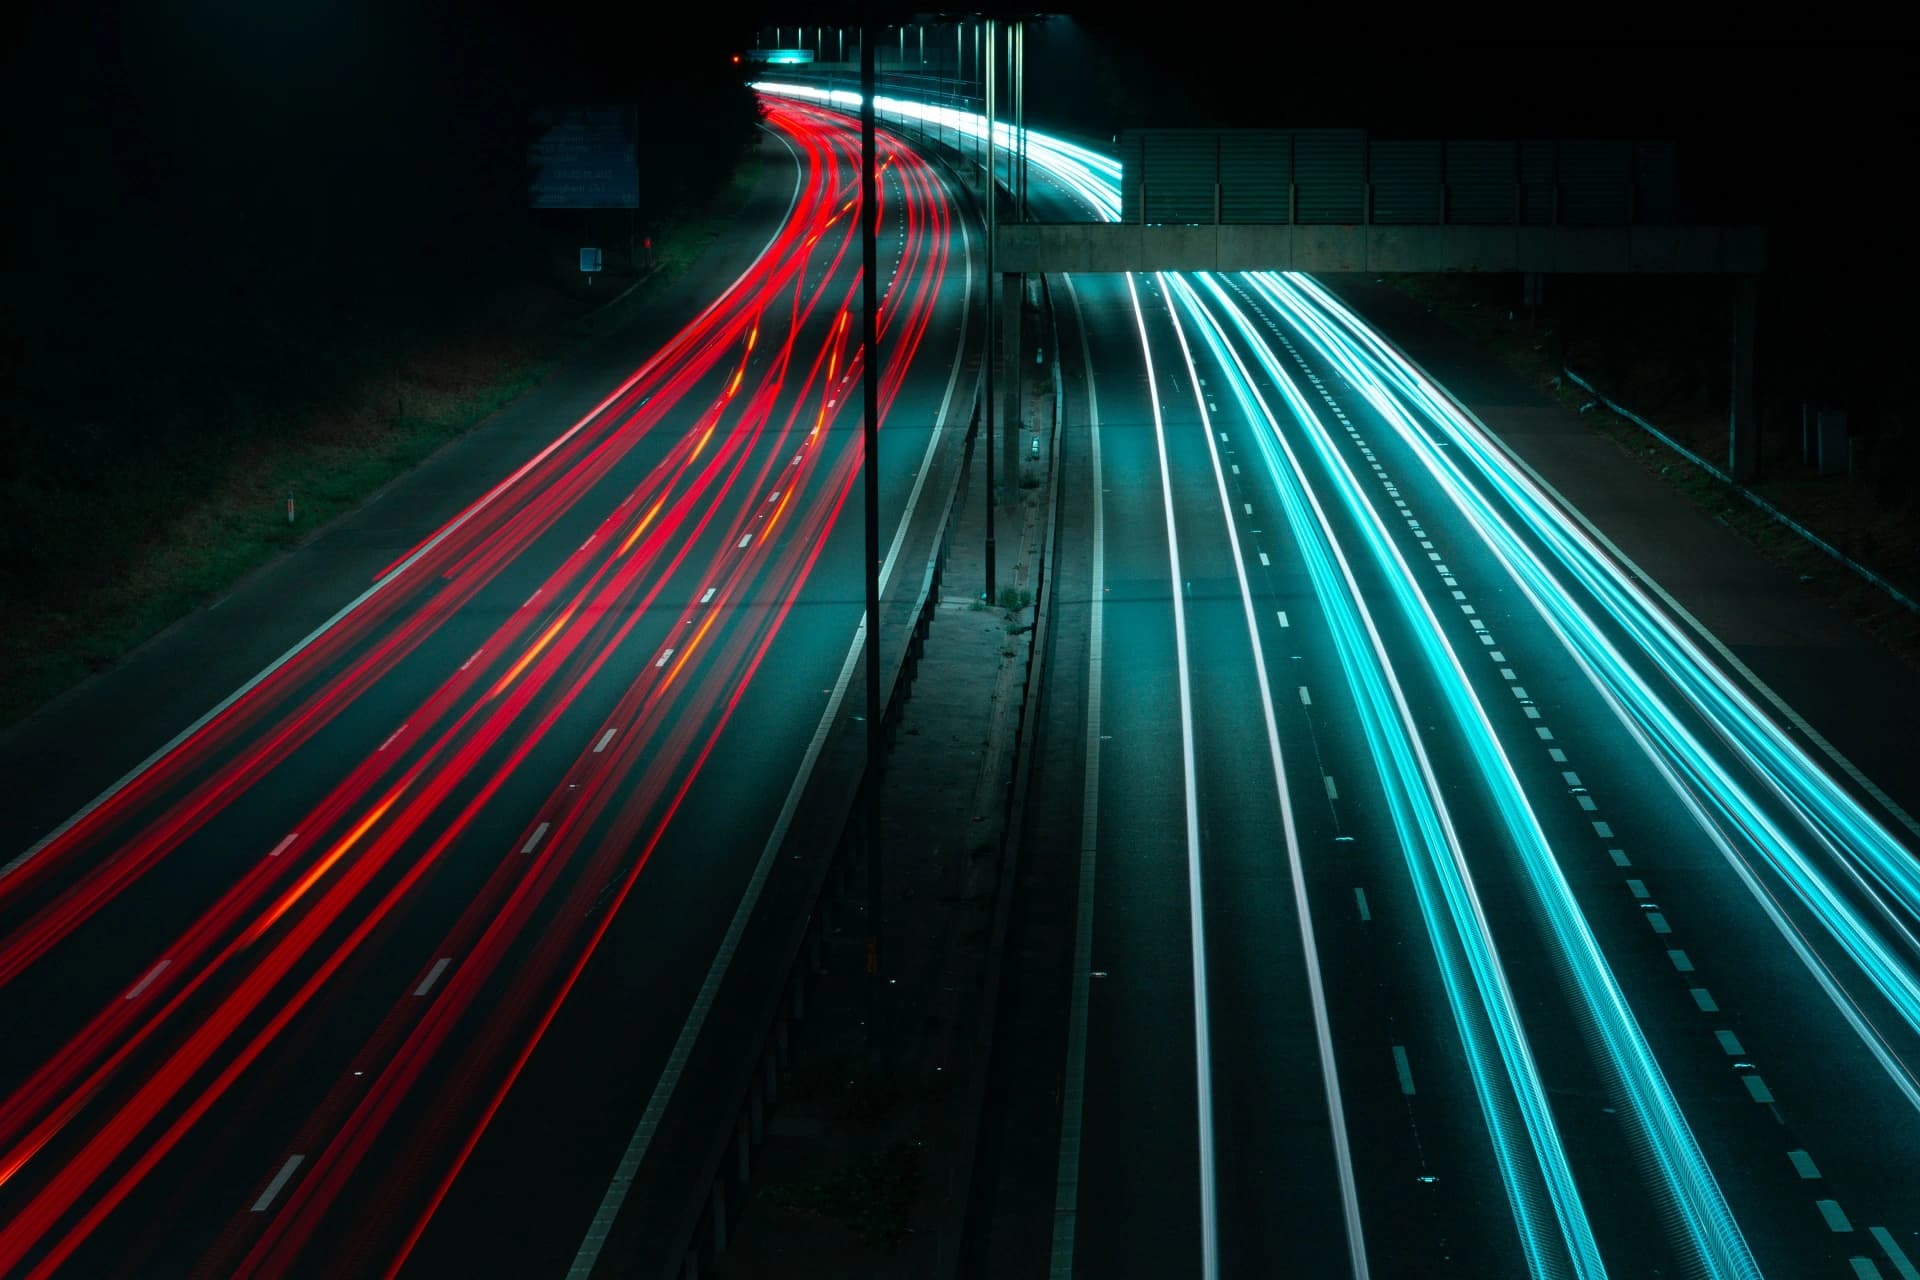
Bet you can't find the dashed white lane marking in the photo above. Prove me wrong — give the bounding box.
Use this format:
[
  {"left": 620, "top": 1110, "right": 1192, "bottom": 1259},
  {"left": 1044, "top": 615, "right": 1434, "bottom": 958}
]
[
  {"left": 594, "top": 729, "right": 617, "bottom": 753},
  {"left": 1668, "top": 949, "right": 1694, "bottom": 971},
  {"left": 655, "top": 649, "right": 674, "bottom": 668},
  {"left": 1391, "top": 1045, "right": 1416, "bottom": 1095},
  {"left": 1277, "top": 611, "right": 1289, "bottom": 628},
  {"left": 1324, "top": 775, "right": 1339, "bottom": 800},
  {"left": 1354, "top": 888, "right": 1371, "bottom": 921},
  {"left": 1243, "top": 503, "right": 1254, "bottom": 515},
  {"left": 525, "top": 589, "right": 542, "bottom": 607},
  {"left": 700, "top": 587, "right": 717, "bottom": 604},
  {"left": 377, "top": 724, "right": 408, "bottom": 752},
  {"left": 737, "top": 534, "right": 753, "bottom": 549},
  {"left": 1691, "top": 988, "right": 1720, "bottom": 1012},
  {"left": 268, "top": 833, "right": 298, "bottom": 858},
  {"left": 1592, "top": 820, "right": 1614, "bottom": 838},
  {"left": 1815, "top": 1199, "right": 1853, "bottom": 1232},
  {"left": 1258, "top": 552, "right": 1270, "bottom": 566},
  {"left": 521, "top": 822, "right": 550, "bottom": 855},
  {"left": 460, "top": 647, "right": 484, "bottom": 671},
  {"left": 126, "top": 959, "right": 170, "bottom": 1000},
  {"left": 1715, "top": 1028, "right": 1746, "bottom": 1054},
  {"left": 1626, "top": 878, "right": 1649, "bottom": 898},
  {"left": 1870, "top": 1227, "right": 1919, "bottom": 1279},
  {"left": 251, "top": 1155, "right": 305, "bottom": 1212},
  {"left": 1851, "top": 1258, "right": 1885, "bottom": 1279},
  {"left": 1786, "top": 1148, "right": 1820, "bottom": 1177},
  {"left": 414, "top": 957, "right": 452, "bottom": 997},
  {"left": 1298, "top": 687, "right": 1312, "bottom": 706}
]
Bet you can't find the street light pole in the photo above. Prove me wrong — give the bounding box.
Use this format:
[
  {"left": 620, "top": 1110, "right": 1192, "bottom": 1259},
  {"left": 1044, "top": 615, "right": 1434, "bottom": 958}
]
[
  {"left": 860, "top": 13, "right": 884, "bottom": 1025},
  {"left": 983, "top": 17, "right": 997, "bottom": 603}
]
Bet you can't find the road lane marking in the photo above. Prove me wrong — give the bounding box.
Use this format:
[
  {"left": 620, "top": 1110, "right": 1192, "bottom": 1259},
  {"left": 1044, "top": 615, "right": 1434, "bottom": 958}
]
[
  {"left": 1692, "top": 988, "right": 1720, "bottom": 1011},
  {"left": 1668, "top": 949, "right": 1694, "bottom": 971},
  {"left": 521, "top": 822, "right": 550, "bottom": 855},
  {"left": 414, "top": 957, "right": 451, "bottom": 997},
  {"left": 377, "top": 724, "right": 408, "bottom": 752},
  {"left": 1162, "top": 271, "right": 1365, "bottom": 1279},
  {"left": 1716, "top": 1029, "right": 1745, "bottom": 1054},
  {"left": 1871, "top": 1227, "right": 1919, "bottom": 1279},
  {"left": 1128, "top": 271, "right": 1220, "bottom": 1280},
  {"left": 1787, "top": 1149, "right": 1820, "bottom": 1178},
  {"left": 1052, "top": 273, "right": 1105, "bottom": 1278},
  {"left": 1298, "top": 687, "right": 1312, "bottom": 705},
  {"left": 700, "top": 587, "right": 717, "bottom": 604},
  {"left": 594, "top": 729, "right": 617, "bottom": 753},
  {"left": 268, "top": 833, "right": 298, "bottom": 858},
  {"left": 1324, "top": 775, "right": 1339, "bottom": 800},
  {"left": 655, "top": 649, "right": 674, "bottom": 668},
  {"left": 1355, "top": 888, "right": 1371, "bottom": 921},
  {"left": 1392, "top": 1045, "right": 1416, "bottom": 1094},
  {"left": 575, "top": 129, "right": 976, "bottom": 1279},
  {"left": 126, "top": 959, "right": 170, "bottom": 1000},
  {"left": 737, "top": 534, "right": 753, "bottom": 549},
  {"left": 1816, "top": 1199, "right": 1853, "bottom": 1232},
  {"left": 1277, "top": 611, "right": 1289, "bottom": 628},
  {"left": 1626, "top": 879, "right": 1649, "bottom": 898},
  {"left": 1258, "top": 552, "right": 1270, "bottom": 566},
  {"left": 252, "top": 1155, "right": 305, "bottom": 1212}
]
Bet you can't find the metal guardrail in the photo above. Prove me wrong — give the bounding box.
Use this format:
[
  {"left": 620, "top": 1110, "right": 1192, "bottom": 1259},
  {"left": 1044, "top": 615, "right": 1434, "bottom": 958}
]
[
  {"left": 629, "top": 120, "right": 1005, "bottom": 1280},
  {"left": 642, "top": 376, "right": 983, "bottom": 1280},
  {"left": 1561, "top": 366, "right": 1920, "bottom": 616},
  {"left": 935, "top": 268, "right": 1069, "bottom": 1279}
]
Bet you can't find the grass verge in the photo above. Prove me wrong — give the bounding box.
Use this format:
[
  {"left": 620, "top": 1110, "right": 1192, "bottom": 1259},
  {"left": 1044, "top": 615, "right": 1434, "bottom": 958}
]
[
  {"left": 1383, "top": 275, "right": 1920, "bottom": 664},
  {"left": 0, "top": 156, "right": 763, "bottom": 732}
]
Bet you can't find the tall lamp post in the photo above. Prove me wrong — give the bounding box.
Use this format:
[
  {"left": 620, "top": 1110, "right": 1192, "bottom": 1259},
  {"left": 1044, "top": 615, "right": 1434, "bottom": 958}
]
[{"left": 859, "top": 12, "right": 885, "bottom": 1038}]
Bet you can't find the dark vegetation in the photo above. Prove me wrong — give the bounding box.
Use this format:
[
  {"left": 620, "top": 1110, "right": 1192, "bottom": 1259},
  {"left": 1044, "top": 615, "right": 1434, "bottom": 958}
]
[{"left": 0, "top": 2, "right": 760, "bottom": 724}]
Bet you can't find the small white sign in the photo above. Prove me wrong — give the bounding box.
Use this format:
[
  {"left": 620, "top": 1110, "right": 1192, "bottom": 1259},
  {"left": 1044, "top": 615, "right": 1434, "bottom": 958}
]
[{"left": 579, "top": 247, "right": 603, "bottom": 273}]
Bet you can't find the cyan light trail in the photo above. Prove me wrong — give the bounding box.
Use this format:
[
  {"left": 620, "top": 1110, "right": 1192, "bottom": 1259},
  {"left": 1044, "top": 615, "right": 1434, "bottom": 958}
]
[
  {"left": 750, "top": 78, "right": 1920, "bottom": 1277},
  {"left": 1186, "top": 270, "right": 1758, "bottom": 1279},
  {"left": 1252, "top": 272, "right": 1920, "bottom": 1109},
  {"left": 1166, "top": 272, "right": 1599, "bottom": 1279}
]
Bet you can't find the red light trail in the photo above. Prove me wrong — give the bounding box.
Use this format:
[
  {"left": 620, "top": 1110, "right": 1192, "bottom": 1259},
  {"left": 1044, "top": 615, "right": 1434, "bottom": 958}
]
[{"left": 0, "top": 97, "right": 958, "bottom": 1276}]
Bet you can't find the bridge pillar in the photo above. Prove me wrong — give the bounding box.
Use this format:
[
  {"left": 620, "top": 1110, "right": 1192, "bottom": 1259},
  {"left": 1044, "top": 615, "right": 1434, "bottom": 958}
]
[
  {"left": 1729, "top": 274, "right": 1759, "bottom": 482},
  {"left": 1002, "top": 270, "right": 1024, "bottom": 506}
]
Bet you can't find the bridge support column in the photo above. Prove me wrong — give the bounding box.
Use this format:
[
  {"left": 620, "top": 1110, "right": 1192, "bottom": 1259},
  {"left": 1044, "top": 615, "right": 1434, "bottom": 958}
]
[
  {"left": 1729, "top": 274, "right": 1759, "bottom": 483},
  {"left": 1002, "top": 270, "right": 1023, "bottom": 507}
]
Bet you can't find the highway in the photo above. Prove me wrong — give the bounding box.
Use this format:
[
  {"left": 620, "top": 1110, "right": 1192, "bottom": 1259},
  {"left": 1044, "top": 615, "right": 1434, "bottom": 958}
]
[
  {"left": 0, "top": 96, "right": 976, "bottom": 1278},
  {"left": 758, "top": 82, "right": 1920, "bottom": 1279}
]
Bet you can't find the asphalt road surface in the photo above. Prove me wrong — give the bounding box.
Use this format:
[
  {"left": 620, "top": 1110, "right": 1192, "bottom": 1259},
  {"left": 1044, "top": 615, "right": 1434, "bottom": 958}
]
[
  {"left": 0, "top": 96, "right": 977, "bottom": 1279},
  {"left": 970, "top": 103, "right": 1920, "bottom": 1280}
]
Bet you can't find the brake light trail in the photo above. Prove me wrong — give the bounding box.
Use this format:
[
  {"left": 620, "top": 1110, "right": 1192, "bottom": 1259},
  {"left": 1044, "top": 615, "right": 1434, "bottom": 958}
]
[{"left": 0, "top": 97, "right": 957, "bottom": 1275}]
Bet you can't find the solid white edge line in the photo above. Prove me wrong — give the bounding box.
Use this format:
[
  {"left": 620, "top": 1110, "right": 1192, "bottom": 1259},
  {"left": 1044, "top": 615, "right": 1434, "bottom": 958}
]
[
  {"left": 568, "top": 129, "right": 975, "bottom": 1279},
  {"left": 1126, "top": 271, "right": 1219, "bottom": 1280},
  {"left": 1165, "top": 274, "right": 1369, "bottom": 1278},
  {"left": 2, "top": 118, "right": 813, "bottom": 887},
  {"left": 1050, "top": 273, "right": 1102, "bottom": 1277}
]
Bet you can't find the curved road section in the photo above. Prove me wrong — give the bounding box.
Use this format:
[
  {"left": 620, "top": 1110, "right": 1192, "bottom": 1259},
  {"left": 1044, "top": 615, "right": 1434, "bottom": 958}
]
[
  {"left": 0, "top": 97, "right": 974, "bottom": 1278},
  {"left": 757, "top": 82, "right": 1920, "bottom": 1280}
]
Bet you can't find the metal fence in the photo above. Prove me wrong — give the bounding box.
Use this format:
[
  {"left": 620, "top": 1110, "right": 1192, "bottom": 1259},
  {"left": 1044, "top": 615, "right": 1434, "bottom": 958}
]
[{"left": 1117, "top": 129, "right": 1681, "bottom": 227}]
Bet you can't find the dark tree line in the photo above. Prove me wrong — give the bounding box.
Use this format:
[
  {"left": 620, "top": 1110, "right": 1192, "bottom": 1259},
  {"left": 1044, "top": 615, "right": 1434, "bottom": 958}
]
[{"left": 1, "top": 0, "right": 759, "bottom": 603}]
